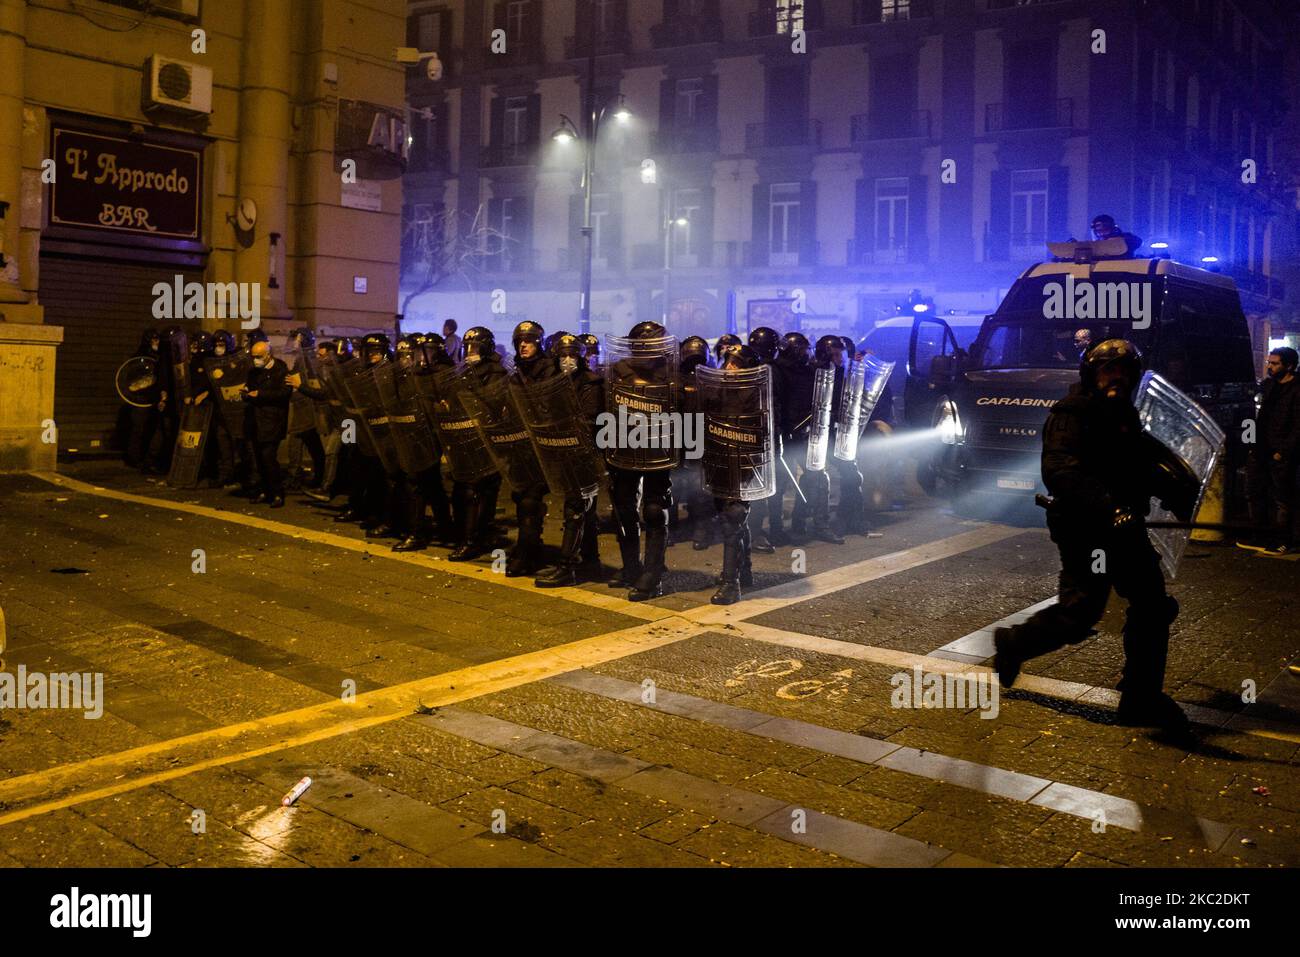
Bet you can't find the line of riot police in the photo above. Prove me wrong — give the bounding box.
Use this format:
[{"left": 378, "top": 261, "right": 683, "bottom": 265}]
[{"left": 138, "top": 319, "right": 891, "bottom": 606}]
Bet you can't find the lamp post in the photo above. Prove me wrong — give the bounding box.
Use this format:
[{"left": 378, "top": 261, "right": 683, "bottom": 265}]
[
  {"left": 552, "top": 89, "right": 628, "bottom": 335},
  {"left": 662, "top": 214, "right": 688, "bottom": 327}
]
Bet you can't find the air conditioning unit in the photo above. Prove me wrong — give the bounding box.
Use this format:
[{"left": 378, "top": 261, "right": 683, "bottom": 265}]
[{"left": 142, "top": 54, "right": 212, "bottom": 116}]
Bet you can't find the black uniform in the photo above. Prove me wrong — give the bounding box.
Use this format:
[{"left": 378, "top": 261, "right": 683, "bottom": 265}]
[
  {"left": 829, "top": 362, "right": 866, "bottom": 535},
  {"left": 507, "top": 348, "right": 557, "bottom": 575},
  {"left": 123, "top": 329, "right": 165, "bottom": 471},
  {"left": 778, "top": 355, "right": 840, "bottom": 542},
  {"left": 243, "top": 355, "right": 293, "bottom": 504},
  {"left": 1246, "top": 374, "right": 1300, "bottom": 549},
  {"left": 449, "top": 349, "right": 506, "bottom": 560},
  {"left": 992, "top": 365, "right": 1193, "bottom": 731}
]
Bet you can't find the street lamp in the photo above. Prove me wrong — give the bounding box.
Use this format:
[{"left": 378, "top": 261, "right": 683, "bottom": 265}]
[
  {"left": 662, "top": 214, "right": 688, "bottom": 326},
  {"left": 552, "top": 77, "right": 631, "bottom": 334}
]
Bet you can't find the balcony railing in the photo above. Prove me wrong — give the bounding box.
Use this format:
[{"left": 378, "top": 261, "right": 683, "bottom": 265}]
[
  {"left": 847, "top": 239, "right": 912, "bottom": 265},
  {"left": 563, "top": 31, "right": 631, "bottom": 59},
  {"left": 851, "top": 0, "right": 933, "bottom": 23},
  {"left": 651, "top": 125, "right": 721, "bottom": 154},
  {"left": 650, "top": 17, "right": 723, "bottom": 47},
  {"left": 745, "top": 120, "right": 822, "bottom": 150},
  {"left": 481, "top": 143, "right": 538, "bottom": 168},
  {"left": 850, "top": 110, "right": 931, "bottom": 144},
  {"left": 984, "top": 98, "right": 1073, "bottom": 132}
]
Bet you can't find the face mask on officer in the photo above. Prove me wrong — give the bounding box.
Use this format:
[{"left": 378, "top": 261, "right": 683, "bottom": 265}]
[
  {"left": 465, "top": 351, "right": 482, "bottom": 365},
  {"left": 559, "top": 356, "right": 578, "bottom": 375},
  {"left": 214, "top": 341, "right": 227, "bottom": 356}
]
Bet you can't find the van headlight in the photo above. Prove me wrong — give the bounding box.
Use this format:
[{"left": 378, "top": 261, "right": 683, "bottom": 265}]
[{"left": 935, "top": 399, "right": 964, "bottom": 445}]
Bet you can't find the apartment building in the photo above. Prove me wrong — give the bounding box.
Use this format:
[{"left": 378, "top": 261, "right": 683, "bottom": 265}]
[{"left": 400, "top": 0, "right": 1295, "bottom": 351}]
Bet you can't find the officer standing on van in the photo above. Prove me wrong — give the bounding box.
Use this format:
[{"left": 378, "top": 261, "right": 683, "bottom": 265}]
[{"left": 992, "top": 340, "right": 1196, "bottom": 734}]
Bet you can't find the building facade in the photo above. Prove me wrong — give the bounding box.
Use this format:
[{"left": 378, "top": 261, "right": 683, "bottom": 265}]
[
  {"left": 401, "top": 0, "right": 1296, "bottom": 355},
  {"left": 0, "top": 0, "right": 406, "bottom": 467}
]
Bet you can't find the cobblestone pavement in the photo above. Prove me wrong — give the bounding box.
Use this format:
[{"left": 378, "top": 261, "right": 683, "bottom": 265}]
[{"left": 0, "top": 462, "right": 1296, "bottom": 868}]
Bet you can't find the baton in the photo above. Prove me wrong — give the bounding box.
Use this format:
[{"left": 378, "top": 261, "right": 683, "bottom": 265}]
[{"left": 778, "top": 453, "right": 808, "bottom": 504}]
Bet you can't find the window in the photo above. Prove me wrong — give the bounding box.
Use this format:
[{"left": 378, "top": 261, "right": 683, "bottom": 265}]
[
  {"left": 675, "top": 78, "right": 704, "bottom": 128},
  {"left": 672, "top": 189, "right": 703, "bottom": 265},
  {"left": 769, "top": 183, "right": 801, "bottom": 266},
  {"left": 874, "top": 178, "right": 909, "bottom": 259},
  {"left": 881, "top": 0, "right": 912, "bottom": 21},
  {"left": 591, "top": 193, "right": 610, "bottom": 265},
  {"left": 775, "top": 0, "right": 803, "bottom": 35},
  {"left": 412, "top": 10, "right": 445, "bottom": 50},
  {"left": 1009, "top": 169, "right": 1048, "bottom": 258},
  {"left": 503, "top": 96, "right": 528, "bottom": 151},
  {"left": 594, "top": 0, "right": 619, "bottom": 34},
  {"left": 506, "top": 0, "right": 528, "bottom": 40},
  {"left": 409, "top": 204, "right": 439, "bottom": 256}
]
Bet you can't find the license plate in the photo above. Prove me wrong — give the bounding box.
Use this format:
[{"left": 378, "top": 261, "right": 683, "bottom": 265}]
[{"left": 997, "top": 478, "right": 1035, "bottom": 490}]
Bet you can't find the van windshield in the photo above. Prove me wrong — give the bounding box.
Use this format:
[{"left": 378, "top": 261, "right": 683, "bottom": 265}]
[{"left": 970, "top": 318, "right": 1154, "bottom": 370}]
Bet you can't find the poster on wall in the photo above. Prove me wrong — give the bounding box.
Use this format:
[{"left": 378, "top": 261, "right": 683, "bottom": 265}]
[{"left": 744, "top": 298, "right": 798, "bottom": 338}]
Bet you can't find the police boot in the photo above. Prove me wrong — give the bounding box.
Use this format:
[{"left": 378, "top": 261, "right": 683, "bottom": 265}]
[
  {"left": 535, "top": 516, "right": 582, "bottom": 588},
  {"left": 991, "top": 627, "right": 1025, "bottom": 689},
  {"left": 1117, "top": 692, "right": 1191, "bottom": 733},
  {"left": 630, "top": 523, "right": 668, "bottom": 601},
  {"left": 711, "top": 538, "right": 742, "bottom": 606},
  {"left": 739, "top": 527, "right": 754, "bottom": 588},
  {"left": 392, "top": 535, "right": 427, "bottom": 553},
  {"left": 610, "top": 531, "right": 643, "bottom": 589},
  {"left": 449, "top": 494, "right": 488, "bottom": 561}
]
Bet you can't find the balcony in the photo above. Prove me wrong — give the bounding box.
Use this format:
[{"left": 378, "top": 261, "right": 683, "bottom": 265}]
[
  {"left": 851, "top": 0, "right": 933, "bottom": 23},
  {"left": 847, "top": 239, "right": 912, "bottom": 265},
  {"left": 563, "top": 32, "right": 632, "bottom": 59},
  {"left": 984, "top": 98, "right": 1073, "bottom": 133},
  {"left": 850, "top": 110, "right": 931, "bottom": 144},
  {"left": 481, "top": 143, "right": 538, "bottom": 168},
  {"left": 651, "top": 126, "right": 721, "bottom": 154},
  {"left": 650, "top": 18, "right": 723, "bottom": 48},
  {"left": 745, "top": 120, "right": 822, "bottom": 150}
]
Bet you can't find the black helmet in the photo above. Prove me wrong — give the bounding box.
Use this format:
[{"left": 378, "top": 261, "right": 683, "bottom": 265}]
[
  {"left": 290, "top": 326, "right": 316, "bottom": 348},
  {"left": 578, "top": 333, "right": 600, "bottom": 356},
  {"left": 329, "top": 338, "right": 354, "bottom": 360},
  {"left": 210, "top": 330, "right": 235, "bottom": 355},
  {"left": 840, "top": 336, "right": 856, "bottom": 358},
  {"left": 748, "top": 326, "right": 780, "bottom": 363},
  {"left": 191, "top": 331, "right": 212, "bottom": 354},
  {"left": 722, "top": 344, "right": 761, "bottom": 370},
  {"left": 362, "top": 332, "right": 392, "bottom": 363},
  {"left": 814, "top": 334, "right": 844, "bottom": 368},
  {"left": 779, "top": 331, "right": 811, "bottom": 365},
  {"left": 462, "top": 326, "right": 496, "bottom": 359},
  {"left": 396, "top": 334, "right": 422, "bottom": 365},
  {"left": 628, "top": 320, "right": 666, "bottom": 340},
  {"left": 513, "top": 320, "right": 545, "bottom": 353},
  {"left": 712, "top": 333, "right": 742, "bottom": 363},
  {"left": 244, "top": 328, "right": 269, "bottom": 346},
  {"left": 417, "top": 331, "right": 448, "bottom": 365},
  {"left": 554, "top": 333, "right": 588, "bottom": 371},
  {"left": 1080, "top": 339, "right": 1144, "bottom": 393},
  {"left": 681, "top": 335, "right": 710, "bottom": 373}
]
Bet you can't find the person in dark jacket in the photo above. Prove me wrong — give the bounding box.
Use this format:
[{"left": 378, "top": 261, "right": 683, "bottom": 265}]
[
  {"left": 242, "top": 341, "right": 293, "bottom": 507},
  {"left": 123, "top": 327, "right": 166, "bottom": 471},
  {"left": 448, "top": 327, "right": 505, "bottom": 561},
  {"left": 1243, "top": 346, "right": 1300, "bottom": 553},
  {"left": 992, "top": 340, "right": 1197, "bottom": 734},
  {"left": 506, "top": 321, "right": 556, "bottom": 576}
]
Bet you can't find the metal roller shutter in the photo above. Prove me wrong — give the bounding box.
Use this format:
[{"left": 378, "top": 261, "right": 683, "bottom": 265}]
[{"left": 40, "top": 256, "right": 203, "bottom": 454}]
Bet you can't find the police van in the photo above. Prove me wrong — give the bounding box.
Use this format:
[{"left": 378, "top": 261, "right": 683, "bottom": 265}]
[{"left": 907, "top": 247, "right": 1257, "bottom": 506}]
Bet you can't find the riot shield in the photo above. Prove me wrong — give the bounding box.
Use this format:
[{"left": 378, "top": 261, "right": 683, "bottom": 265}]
[
  {"left": 169, "top": 331, "right": 192, "bottom": 402},
  {"left": 167, "top": 401, "right": 213, "bottom": 488},
  {"left": 805, "top": 365, "right": 836, "bottom": 472},
  {"left": 317, "top": 353, "right": 360, "bottom": 443},
  {"left": 422, "top": 367, "right": 497, "bottom": 483},
  {"left": 339, "top": 360, "right": 401, "bottom": 473},
  {"left": 511, "top": 374, "right": 606, "bottom": 499},
  {"left": 374, "top": 361, "right": 437, "bottom": 475},
  {"left": 115, "top": 356, "right": 159, "bottom": 408},
  {"left": 459, "top": 371, "right": 545, "bottom": 492},
  {"left": 696, "top": 364, "right": 775, "bottom": 502},
  {"left": 297, "top": 347, "right": 336, "bottom": 438},
  {"left": 1134, "top": 371, "right": 1226, "bottom": 579},
  {"left": 202, "top": 352, "right": 252, "bottom": 438},
  {"left": 833, "top": 355, "right": 895, "bottom": 463},
  {"left": 603, "top": 333, "right": 681, "bottom": 471},
  {"left": 280, "top": 342, "right": 316, "bottom": 436}
]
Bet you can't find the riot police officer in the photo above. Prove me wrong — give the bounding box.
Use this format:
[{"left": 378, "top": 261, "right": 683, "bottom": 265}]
[
  {"left": 748, "top": 326, "right": 783, "bottom": 552},
  {"left": 284, "top": 327, "right": 326, "bottom": 490},
  {"left": 676, "top": 335, "right": 716, "bottom": 550},
  {"left": 506, "top": 321, "right": 555, "bottom": 576},
  {"left": 578, "top": 333, "right": 602, "bottom": 372},
  {"left": 815, "top": 334, "right": 866, "bottom": 536},
  {"left": 712, "top": 333, "right": 742, "bottom": 366},
  {"left": 605, "top": 320, "right": 679, "bottom": 600},
  {"left": 992, "top": 340, "right": 1196, "bottom": 733},
  {"left": 533, "top": 333, "right": 606, "bottom": 587},
  {"left": 448, "top": 326, "right": 505, "bottom": 561},
  {"left": 776, "top": 332, "right": 843, "bottom": 544}
]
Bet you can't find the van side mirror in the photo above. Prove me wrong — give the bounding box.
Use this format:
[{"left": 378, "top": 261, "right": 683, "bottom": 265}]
[{"left": 929, "top": 354, "right": 955, "bottom": 380}]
